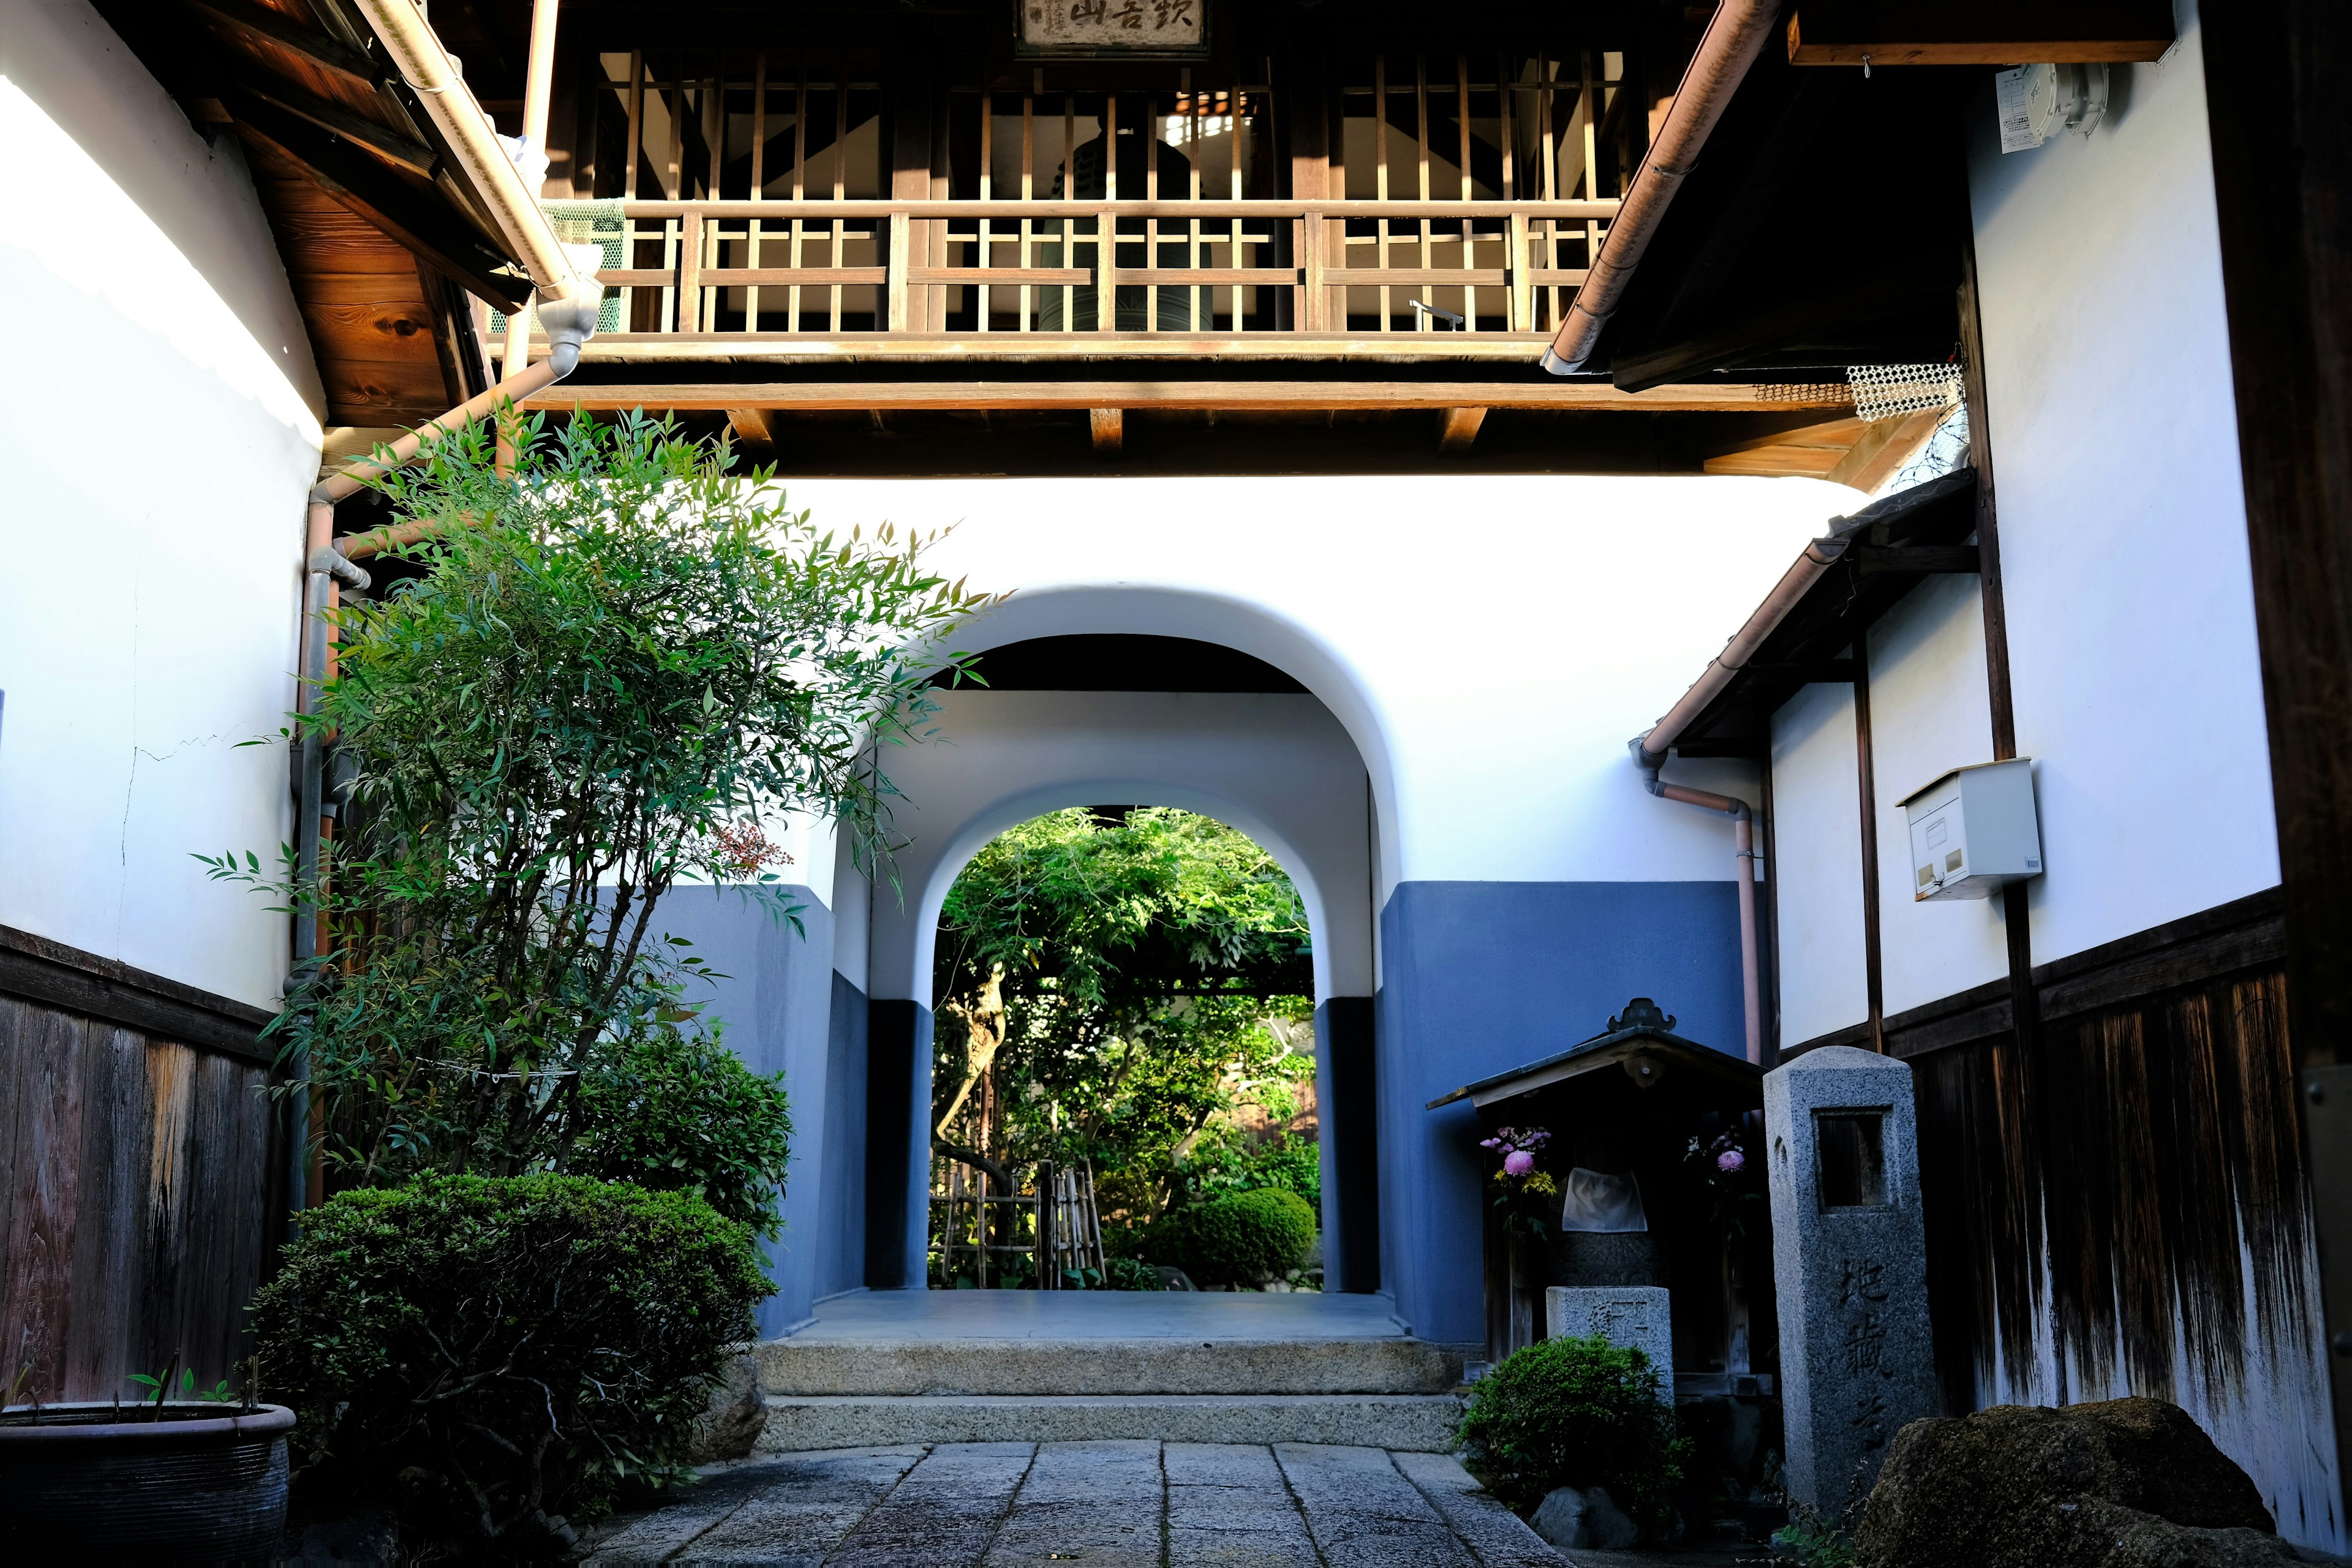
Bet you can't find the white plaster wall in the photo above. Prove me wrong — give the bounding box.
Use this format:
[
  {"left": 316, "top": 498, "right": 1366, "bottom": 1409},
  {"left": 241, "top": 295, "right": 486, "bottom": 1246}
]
[
  {"left": 1, "top": 1, "right": 323, "bottom": 1007},
  {"left": 770, "top": 473, "right": 1855, "bottom": 908},
  {"left": 1866, "top": 574, "right": 2009, "bottom": 1014},
  {"left": 1770, "top": 680, "right": 1870, "bottom": 1043},
  {"left": 865, "top": 690, "right": 1372, "bottom": 1005},
  {"left": 1971, "top": 4, "right": 2278, "bottom": 966}
]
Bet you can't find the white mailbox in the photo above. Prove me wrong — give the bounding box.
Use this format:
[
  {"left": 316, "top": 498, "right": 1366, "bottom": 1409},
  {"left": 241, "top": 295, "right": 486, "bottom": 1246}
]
[{"left": 1898, "top": 758, "right": 2043, "bottom": 902}]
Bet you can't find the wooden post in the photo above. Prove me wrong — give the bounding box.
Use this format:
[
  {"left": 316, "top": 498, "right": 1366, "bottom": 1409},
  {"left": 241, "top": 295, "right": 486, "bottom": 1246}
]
[
  {"left": 1303, "top": 212, "right": 1327, "bottom": 330},
  {"left": 1855, "top": 625, "right": 1885, "bottom": 1051},
  {"left": 1958, "top": 239, "right": 2041, "bottom": 1068},
  {"left": 887, "top": 211, "right": 911, "bottom": 332},
  {"left": 679, "top": 208, "right": 703, "bottom": 333},
  {"left": 2201, "top": 0, "right": 2352, "bottom": 1498},
  {"left": 1508, "top": 209, "right": 1532, "bottom": 332},
  {"left": 889, "top": 55, "right": 933, "bottom": 331}
]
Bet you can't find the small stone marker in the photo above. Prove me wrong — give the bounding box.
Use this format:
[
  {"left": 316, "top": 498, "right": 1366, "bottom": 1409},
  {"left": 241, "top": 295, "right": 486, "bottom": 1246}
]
[
  {"left": 1765, "top": 1045, "right": 1938, "bottom": 1517},
  {"left": 1545, "top": 1285, "right": 1673, "bottom": 1392}
]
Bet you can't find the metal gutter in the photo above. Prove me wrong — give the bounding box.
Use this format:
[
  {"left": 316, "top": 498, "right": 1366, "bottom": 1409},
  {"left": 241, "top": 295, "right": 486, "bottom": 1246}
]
[
  {"left": 1541, "top": 0, "right": 1782, "bottom": 375},
  {"left": 352, "top": 0, "right": 601, "bottom": 356}
]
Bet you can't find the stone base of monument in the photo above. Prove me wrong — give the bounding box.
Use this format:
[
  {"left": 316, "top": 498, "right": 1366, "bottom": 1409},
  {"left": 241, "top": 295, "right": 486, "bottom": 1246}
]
[{"left": 1545, "top": 1286, "right": 1675, "bottom": 1390}]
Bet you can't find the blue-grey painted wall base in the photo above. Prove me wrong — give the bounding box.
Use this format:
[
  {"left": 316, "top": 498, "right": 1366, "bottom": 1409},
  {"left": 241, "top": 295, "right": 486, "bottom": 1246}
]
[{"left": 1377, "top": 881, "right": 1747, "bottom": 1346}]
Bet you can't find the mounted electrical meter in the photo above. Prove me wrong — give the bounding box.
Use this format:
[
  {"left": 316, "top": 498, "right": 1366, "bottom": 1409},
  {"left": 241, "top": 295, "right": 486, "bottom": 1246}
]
[{"left": 1898, "top": 758, "right": 2043, "bottom": 902}]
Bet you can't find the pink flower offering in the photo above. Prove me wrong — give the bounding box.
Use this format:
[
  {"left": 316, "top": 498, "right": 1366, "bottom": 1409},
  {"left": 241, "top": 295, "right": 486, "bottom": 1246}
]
[
  {"left": 1716, "top": 1148, "right": 1746, "bottom": 1174},
  {"left": 1502, "top": 1150, "right": 1535, "bottom": 1177}
]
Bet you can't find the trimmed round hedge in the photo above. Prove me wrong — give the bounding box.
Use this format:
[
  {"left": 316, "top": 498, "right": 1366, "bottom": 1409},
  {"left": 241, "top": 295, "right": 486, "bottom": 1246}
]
[
  {"left": 1455, "top": 1334, "right": 1687, "bottom": 1527},
  {"left": 1155, "top": 1187, "right": 1317, "bottom": 1286},
  {"left": 253, "top": 1173, "right": 770, "bottom": 1551}
]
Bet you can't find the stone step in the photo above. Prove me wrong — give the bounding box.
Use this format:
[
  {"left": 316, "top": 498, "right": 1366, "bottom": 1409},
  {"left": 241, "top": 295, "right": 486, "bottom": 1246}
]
[
  {"left": 754, "top": 1335, "right": 1465, "bottom": 1396},
  {"left": 754, "top": 1393, "right": 1468, "bottom": 1455}
]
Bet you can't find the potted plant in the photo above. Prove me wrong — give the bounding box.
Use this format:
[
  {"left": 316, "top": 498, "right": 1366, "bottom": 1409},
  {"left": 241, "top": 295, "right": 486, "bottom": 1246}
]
[{"left": 1, "top": 1367, "right": 293, "bottom": 1557}]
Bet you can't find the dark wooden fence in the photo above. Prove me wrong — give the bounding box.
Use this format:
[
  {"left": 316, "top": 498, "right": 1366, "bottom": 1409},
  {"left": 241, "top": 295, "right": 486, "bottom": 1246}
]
[
  {"left": 0, "top": 926, "right": 285, "bottom": 1405},
  {"left": 1812, "top": 891, "right": 2309, "bottom": 1417}
]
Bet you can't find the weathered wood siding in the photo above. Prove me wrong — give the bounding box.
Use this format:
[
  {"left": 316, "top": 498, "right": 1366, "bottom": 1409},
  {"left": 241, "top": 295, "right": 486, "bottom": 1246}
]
[
  {"left": 0, "top": 935, "right": 284, "bottom": 1406},
  {"left": 1888, "top": 895, "right": 2343, "bottom": 1551}
]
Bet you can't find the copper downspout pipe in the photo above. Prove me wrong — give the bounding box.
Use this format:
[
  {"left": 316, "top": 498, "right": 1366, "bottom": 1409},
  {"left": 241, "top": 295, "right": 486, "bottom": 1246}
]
[
  {"left": 1541, "top": 0, "right": 1781, "bottom": 375},
  {"left": 284, "top": 0, "right": 595, "bottom": 1227},
  {"left": 500, "top": 0, "right": 566, "bottom": 465},
  {"left": 287, "top": 355, "right": 572, "bottom": 1229},
  {"left": 354, "top": 0, "right": 602, "bottom": 363},
  {"left": 1630, "top": 535, "right": 1854, "bottom": 1066}
]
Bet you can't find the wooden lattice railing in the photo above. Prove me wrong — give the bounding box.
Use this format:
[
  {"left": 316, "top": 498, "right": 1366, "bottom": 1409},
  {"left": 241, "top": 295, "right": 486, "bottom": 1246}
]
[{"left": 552, "top": 197, "right": 1617, "bottom": 349}]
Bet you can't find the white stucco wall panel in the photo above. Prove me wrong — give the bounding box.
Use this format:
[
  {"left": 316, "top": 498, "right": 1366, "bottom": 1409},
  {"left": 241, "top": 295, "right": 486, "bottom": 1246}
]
[
  {"left": 1866, "top": 573, "right": 2010, "bottom": 1015},
  {"left": 1770, "top": 680, "right": 1870, "bottom": 1044},
  {"left": 772, "top": 474, "right": 1852, "bottom": 903},
  {"left": 867, "top": 689, "right": 1373, "bottom": 1005},
  {"left": 1, "top": 1, "right": 322, "bottom": 1007},
  {"left": 1970, "top": 9, "right": 2278, "bottom": 967}
]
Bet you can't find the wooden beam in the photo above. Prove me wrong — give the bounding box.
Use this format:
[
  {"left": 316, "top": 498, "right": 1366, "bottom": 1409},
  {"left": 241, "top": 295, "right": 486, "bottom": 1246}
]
[
  {"left": 238, "top": 74, "right": 437, "bottom": 179},
  {"left": 1851, "top": 543, "right": 1981, "bottom": 575},
  {"left": 226, "top": 92, "right": 530, "bottom": 310},
  {"left": 1438, "top": 405, "right": 1487, "bottom": 454},
  {"left": 2201, "top": 0, "right": 2352, "bottom": 1499},
  {"left": 183, "top": 0, "right": 379, "bottom": 87},
  {"left": 564, "top": 334, "right": 1646, "bottom": 367},
  {"left": 521, "top": 380, "right": 1858, "bottom": 414},
  {"left": 1704, "top": 415, "right": 1872, "bottom": 478},
  {"left": 1787, "top": 1, "right": 2176, "bottom": 66},
  {"left": 725, "top": 407, "right": 776, "bottom": 459},
  {"left": 1089, "top": 408, "right": 1123, "bottom": 453},
  {"left": 1824, "top": 405, "right": 1948, "bottom": 492},
  {"left": 416, "top": 258, "right": 492, "bottom": 404}
]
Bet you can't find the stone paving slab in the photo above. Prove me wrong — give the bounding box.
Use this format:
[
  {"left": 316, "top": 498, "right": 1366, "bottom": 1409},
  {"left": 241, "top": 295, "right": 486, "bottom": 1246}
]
[
  {"left": 1165, "top": 1443, "right": 1324, "bottom": 1568},
  {"left": 587, "top": 1441, "right": 1566, "bottom": 1567},
  {"left": 587, "top": 1449, "right": 927, "bottom": 1567},
  {"left": 827, "top": 1443, "right": 1036, "bottom": 1568},
  {"left": 986, "top": 1441, "right": 1167, "bottom": 1568},
  {"left": 667, "top": 1448, "right": 927, "bottom": 1567},
  {"left": 1271, "top": 1445, "right": 1479, "bottom": 1568}
]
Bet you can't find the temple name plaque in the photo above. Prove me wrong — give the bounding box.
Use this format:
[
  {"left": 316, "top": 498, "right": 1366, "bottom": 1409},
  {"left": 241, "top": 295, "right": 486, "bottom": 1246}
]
[{"left": 1019, "top": 0, "right": 1209, "bottom": 56}]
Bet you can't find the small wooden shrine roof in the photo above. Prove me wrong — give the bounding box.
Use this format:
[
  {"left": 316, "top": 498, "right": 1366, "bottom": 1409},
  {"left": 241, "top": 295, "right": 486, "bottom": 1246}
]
[{"left": 1425, "top": 997, "right": 1762, "bottom": 1111}]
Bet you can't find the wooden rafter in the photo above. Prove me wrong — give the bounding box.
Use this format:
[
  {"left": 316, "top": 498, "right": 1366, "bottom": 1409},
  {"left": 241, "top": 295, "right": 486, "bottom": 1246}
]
[
  {"left": 183, "top": 0, "right": 379, "bottom": 87},
  {"left": 226, "top": 91, "right": 532, "bottom": 310},
  {"left": 1787, "top": 1, "right": 2176, "bottom": 66}
]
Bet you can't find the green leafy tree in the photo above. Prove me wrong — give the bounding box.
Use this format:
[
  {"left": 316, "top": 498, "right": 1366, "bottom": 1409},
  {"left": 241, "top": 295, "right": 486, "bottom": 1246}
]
[
  {"left": 928, "top": 807, "right": 1316, "bottom": 1221},
  {"left": 207, "top": 410, "right": 989, "bottom": 1209}
]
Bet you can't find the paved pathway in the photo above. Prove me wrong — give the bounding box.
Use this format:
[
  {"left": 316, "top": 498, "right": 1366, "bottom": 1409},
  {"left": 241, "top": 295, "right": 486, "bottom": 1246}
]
[{"left": 587, "top": 1441, "right": 1567, "bottom": 1567}]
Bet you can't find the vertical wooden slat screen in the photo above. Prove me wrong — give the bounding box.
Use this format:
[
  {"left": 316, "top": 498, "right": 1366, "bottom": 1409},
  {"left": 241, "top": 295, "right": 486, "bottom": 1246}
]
[{"left": 1, "top": 992, "right": 282, "bottom": 1408}]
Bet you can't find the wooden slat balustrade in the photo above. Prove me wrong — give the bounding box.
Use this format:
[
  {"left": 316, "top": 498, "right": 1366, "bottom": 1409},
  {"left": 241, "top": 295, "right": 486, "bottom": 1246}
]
[{"left": 507, "top": 197, "right": 1619, "bottom": 356}]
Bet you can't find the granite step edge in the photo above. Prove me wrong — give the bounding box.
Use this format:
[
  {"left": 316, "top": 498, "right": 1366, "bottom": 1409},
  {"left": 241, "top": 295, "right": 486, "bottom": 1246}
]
[
  {"left": 752, "top": 1335, "right": 1466, "bottom": 1396},
  {"left": 753, "top": 1392, "right": 1469, "bottom": 1455}
]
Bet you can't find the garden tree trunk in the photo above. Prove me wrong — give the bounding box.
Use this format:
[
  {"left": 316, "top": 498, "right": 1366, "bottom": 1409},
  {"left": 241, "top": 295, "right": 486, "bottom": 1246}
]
[{"left": 932, "top": 965, "right": 1007, "bottom": 1139}]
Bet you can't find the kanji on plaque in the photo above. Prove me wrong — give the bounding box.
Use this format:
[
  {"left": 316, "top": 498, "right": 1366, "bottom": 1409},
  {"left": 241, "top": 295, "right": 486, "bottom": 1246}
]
[{"left": 1021, "top": 0, "right": 1204, "bottom": 53}]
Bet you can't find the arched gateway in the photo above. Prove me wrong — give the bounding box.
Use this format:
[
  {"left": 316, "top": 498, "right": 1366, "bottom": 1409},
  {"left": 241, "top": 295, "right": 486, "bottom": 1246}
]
[{"left": 637, "top": 473, "right": 1828, "bottom": 1344}]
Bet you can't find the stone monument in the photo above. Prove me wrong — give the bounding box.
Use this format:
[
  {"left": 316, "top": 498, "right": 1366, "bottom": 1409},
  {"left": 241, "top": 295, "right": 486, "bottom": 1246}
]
[
  {"left": 1765, "top": 1045, "right": 1937, "bottom": 1517},
  {"left": 1545, "top": 1286, "right": 1673, "bottom": 1392}
]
